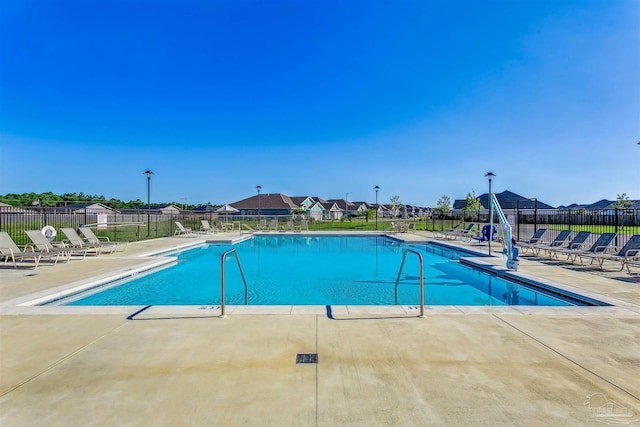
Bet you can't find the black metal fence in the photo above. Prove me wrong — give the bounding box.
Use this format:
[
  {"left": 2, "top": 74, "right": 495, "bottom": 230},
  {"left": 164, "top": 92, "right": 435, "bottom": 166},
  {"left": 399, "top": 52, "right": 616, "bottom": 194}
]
[
  {"left": 0, "top": 207, "right": 225, "bottom": 245},
  {"left": 430, "top": 208, "right": 640, "bottom": 249},
  {"left": 2, "top": 205, "right": 639, "bottom": 249}
]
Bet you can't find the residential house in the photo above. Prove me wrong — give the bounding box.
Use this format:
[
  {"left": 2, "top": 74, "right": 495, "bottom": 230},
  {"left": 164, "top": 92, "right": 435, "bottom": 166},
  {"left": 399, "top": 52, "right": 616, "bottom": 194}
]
[
  {"left": 62, "top": 203, "right": 119, "bottom": 215},
  {"left": 155, "top": 204, "right": 182, "bottom": 215},
  {"left": 230, "top": 193, "right": 298, "bottom": 217},
  {"left": 350, "top": 202, "right": 370, "bottom": 218},
  {"left": 327, "top": 199, "right": 355, "bottom": 218},
  {"left": 192, "top": 204, "right": 219, "bottom": 213},
  {"left": 453, "top": 191, "right": 555, "bottom": 211},
  {"left": 289, "top": 196, "right": 316, "bottom": 211}
]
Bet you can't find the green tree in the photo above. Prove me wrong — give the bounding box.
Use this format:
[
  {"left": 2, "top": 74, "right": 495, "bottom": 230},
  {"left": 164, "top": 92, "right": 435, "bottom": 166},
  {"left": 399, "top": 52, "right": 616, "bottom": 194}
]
[
  {"left": 435, "top": 195, "right": 451, "bottom": 215},
  {"left": 612, "top": 193, "right": 633, "bottom": 229},
  {"left": 291, "top": 208, "right": 307, "bottom": 219},
  {"left": 463, "top": 191, "right": 483, "bottom": 221},
  {"left": 389, "top": 195, "right": 402, "bottom": 218},
  {"left": 612, "top": 193, "right": 632, "bottom": 209},
  {"left": 362, "top": 208, "right": 376, "bottom": 222},
  {"left": 463, "top": 191, "right": 483, "bottom": 211}
]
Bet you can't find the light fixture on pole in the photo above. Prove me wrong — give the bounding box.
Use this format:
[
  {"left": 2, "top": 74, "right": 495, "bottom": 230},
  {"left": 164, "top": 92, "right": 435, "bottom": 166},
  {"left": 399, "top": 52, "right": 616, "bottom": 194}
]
[
  {"left": 374, "top": 185, "right": 380, "bottom": 230},
  {"left": 256, "top": 185, "right": 262, "bottom": 223},
  {"left": 143, "top": 170, "right": 154, "bottom": 237},
  {"left": 485, "top": 172, "right": 495, "bottom": 255}
]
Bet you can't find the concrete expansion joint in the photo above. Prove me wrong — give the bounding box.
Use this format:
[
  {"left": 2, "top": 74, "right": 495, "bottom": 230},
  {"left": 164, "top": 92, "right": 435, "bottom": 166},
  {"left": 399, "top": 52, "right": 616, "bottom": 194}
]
[
  {"left": 494, "top": 315, "right": 640, "bottom": 403},
  {"left": 0, "top": 321, "right": 128, "bottom": 399}
]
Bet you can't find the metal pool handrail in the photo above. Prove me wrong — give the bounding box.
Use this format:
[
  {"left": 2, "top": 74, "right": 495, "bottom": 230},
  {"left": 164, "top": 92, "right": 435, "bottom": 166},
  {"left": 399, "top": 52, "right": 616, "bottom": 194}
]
[
  {"left": 220, "top": 248, "right": 249, "bottom": 317},
  {"left": 394, "top": 248, "right": 425, "bottom": 318}
]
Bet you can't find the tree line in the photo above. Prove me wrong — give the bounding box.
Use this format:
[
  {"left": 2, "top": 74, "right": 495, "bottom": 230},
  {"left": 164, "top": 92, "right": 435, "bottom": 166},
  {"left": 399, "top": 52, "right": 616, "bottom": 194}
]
[{"left": 0, "top": 192, "right": 199, "bottom": 209}]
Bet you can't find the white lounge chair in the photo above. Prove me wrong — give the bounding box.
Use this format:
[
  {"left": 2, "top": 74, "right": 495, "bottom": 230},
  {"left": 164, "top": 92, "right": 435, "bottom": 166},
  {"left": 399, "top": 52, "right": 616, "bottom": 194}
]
[
  {"left": 61, "top": 228, "right": 117, "bottom": 255},
  {"left": 200, "top": 220, "right": 218, "bottom": 233},
  {"left": 579, "top": 234, "right": 640, "bottom": 271},
  {"left": 434, "top": 224, "right": 460, "bottom": 239},
  {"left": 545, "top": 231, "right": 591, "bottom": 260},
  {"left": 174, "top": 221, "right": 195, "bottom": 236},
  {"left": 79, "top": 226, "right": 128, "bottom": 251},
  {"left": 564, "top": 233, "right": 616, "bottom": 265},
  {"left": 457, "top": 223, "right": 477, "bottom": 241},
  {"left": 518, "top": 229, "right": 548, "bottom": 255},
  {"left": 295, "top": 219, "right": 308, "bottom": 232},
  {"left": 280, "top": 220, "right": 294, "bottom": 232},
  {"left": 526, "top": 230, "right": 572, "bottom": 257},
  {"left": 256, "top": 219, "right": 268, "bottom": 231},
  {"left": 0, "top": 231, "right": 43, "bottom": 268},
  {"left": 24, "top": 230, "right": 78, "bottom": 262}
]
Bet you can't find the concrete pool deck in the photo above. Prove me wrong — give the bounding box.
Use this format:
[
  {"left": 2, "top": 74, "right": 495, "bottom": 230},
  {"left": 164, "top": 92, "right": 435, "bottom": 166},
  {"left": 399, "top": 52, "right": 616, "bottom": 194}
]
[{"left": 1, "top": 231, "right": 639, "bottom": 425}]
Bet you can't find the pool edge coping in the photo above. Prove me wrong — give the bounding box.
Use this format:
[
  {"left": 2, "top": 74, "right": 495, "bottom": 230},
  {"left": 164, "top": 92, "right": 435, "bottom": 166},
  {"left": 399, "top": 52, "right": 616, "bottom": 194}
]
[{"left": 2, "top": 233, "right": 639, "bottom": 316}]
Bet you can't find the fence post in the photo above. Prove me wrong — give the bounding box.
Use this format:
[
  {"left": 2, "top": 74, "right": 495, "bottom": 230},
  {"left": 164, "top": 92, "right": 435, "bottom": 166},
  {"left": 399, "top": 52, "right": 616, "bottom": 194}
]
[
  {"left": 568, "top": 208, "right": 572, "bottom": 231},
  {"left": 516, "top": 204, "right": 520, "bottom": 241}
]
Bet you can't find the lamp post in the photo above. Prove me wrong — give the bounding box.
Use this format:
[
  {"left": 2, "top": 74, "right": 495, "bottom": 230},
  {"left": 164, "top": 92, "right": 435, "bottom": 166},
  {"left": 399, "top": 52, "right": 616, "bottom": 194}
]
[
  {"left": 143, "top": 170, "right": 154, "bottom": 237},
  {"left": 256, "top": 185, "right": 262, "bottom": 224},
  {"left": 485, "top": 172, "right": 495, "bottom": 255},
  {"left": 374, "top": 185, "right": 380, "bottom": 230}
]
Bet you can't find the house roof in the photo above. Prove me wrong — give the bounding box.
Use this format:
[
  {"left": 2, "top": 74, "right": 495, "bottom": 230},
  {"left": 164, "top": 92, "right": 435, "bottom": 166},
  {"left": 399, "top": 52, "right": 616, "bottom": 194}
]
[
  {"left": 230, "top": 193, "right": 298, "bottom": 210},
  {"left": 585, "top": 199, "right": 614, "bottom": 209},
  {"left": 192, "top": 204, "right": 219, "bottom": 212},
  {"left": 559, "top": 199, "right": 640, "bottom": 210},
  {"left": 326, "top": 199, "right": 355, "bottom": 210},
  {"left": 453, "top": 191, "right": 555, "bottom": 210},
  {"left": 289, "top": 196, "right": 314, "bottom": 206},
  {"left": 64, "top": 203, "right": 119, "bottom": 212}
]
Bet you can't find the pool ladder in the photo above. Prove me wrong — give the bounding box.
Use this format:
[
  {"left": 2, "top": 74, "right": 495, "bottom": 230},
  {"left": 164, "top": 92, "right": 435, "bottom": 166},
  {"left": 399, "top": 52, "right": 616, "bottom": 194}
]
[
  {"left": 219, "top": 248, "right": 249, "bottom": 317},
  {"left": 394, "top": 248, "right": 425, "bottom": 318}
]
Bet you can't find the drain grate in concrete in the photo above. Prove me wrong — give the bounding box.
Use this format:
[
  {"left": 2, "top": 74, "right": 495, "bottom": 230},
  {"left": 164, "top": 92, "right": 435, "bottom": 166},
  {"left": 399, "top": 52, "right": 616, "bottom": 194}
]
[{"left": 296, "top": 353, "right": 318, "bottom": 364}]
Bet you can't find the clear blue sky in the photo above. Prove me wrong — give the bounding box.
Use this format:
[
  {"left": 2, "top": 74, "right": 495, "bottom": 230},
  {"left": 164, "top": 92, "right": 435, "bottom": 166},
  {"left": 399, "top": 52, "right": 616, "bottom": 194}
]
[{"left": 1, "top": 0, "right": 638, "bottom": 208}]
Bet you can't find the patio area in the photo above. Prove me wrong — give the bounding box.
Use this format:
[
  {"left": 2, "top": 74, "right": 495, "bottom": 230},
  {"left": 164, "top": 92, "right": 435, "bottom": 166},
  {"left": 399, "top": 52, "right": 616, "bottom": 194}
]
[{"left": 1, "top": 231, "right": 638, "bottom": 426}]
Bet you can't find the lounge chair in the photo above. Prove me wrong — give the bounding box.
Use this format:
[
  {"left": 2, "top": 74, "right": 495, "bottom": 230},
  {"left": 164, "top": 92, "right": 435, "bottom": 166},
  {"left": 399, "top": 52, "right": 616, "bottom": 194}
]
[
  {"left": 0, "top": 231, "right": 43, "bottom": 268},
  {"left": 567, "top": 233, "right": 617, "bottom": 265},
  {"left": 256, "top": 219, "right": 268, "bottom": 231},
  {"left": 578, "top": 234, "right": 640, "bottom": 271},
  {"left": 219, "top": 221, "right": 235, "bottom": 232},
  {"left": 390, "top": 222, "right": 404, "bottom": 234},
  {"left": 280, "top": 220, "right": 294, "bottom": 232},
  {"left": 174, "top": 221, "right": 195, "bottom": 236},
  {"left": 517, "top": 228, "right": 548, "bottom": 255},
  {"left": 200, "top": 220, "right": 218, "bottom": 233},
  {"left": 24, "top": 230, "right": 79, "bottom": 262},
  {"left": 295, "top": 219, "right": 308, "bottom": 232},
  {"left": 458, "top": 223, "right": 477, "bottom": 241},
  {"left": 525, "top": 230, "right": 572, "bottom": 257},
  {"left": 545, "top": 231, "right": 591, "bottom": 260},
  {"left": 624, "top": 258, "right": 640, "bottom": 275},
  {"left": 79, "top": 227, "right": 128, "bottom": 251},
  {"left": 434, "top": 224, "right": 460, "bottom": 239},
  {"left": 60, "top": 228, "right": 117, "bottom": 255},
  {"left": 268, "top": 219, "right": 278, "bottom": 231}
]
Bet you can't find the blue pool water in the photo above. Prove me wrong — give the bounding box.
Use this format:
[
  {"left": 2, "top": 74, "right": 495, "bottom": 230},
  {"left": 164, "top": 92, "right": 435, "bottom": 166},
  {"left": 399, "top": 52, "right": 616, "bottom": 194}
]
[{"left": 65, "top": 235, "right": 583, "bottom": 306}]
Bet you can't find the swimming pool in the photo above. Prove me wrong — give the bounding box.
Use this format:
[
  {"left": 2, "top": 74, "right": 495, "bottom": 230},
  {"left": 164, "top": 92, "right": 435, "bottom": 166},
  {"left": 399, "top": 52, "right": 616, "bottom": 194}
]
[{"left": 59, "top": 235, "right": 601, "bottom": 307}]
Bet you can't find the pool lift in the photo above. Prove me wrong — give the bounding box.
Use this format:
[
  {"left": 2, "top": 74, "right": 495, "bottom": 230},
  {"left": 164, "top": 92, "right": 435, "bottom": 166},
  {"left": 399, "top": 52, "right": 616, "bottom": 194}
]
[{"left": 489, "top": 193, "right": 519, "bottom": 271}]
